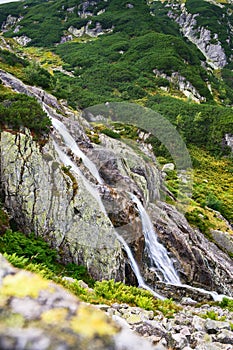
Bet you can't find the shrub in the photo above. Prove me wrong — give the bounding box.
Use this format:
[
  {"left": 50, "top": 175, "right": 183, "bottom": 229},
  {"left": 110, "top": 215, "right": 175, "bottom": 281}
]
[
  {"left": 101, "top": 128, "right": 121, "bottom": 139},
  {"left": 0, "top": 92, "right": 51, "bottom": 135},
  {"left": 219, "top": 297, "right": 233, "bottom": 312}
]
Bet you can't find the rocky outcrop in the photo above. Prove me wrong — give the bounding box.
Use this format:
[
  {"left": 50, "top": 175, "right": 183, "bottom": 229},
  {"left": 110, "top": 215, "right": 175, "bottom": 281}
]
[
  {"left": 67, "top": 21, "right": 113, "bottom": 40},
  {"left": 153, "top": 69, "right": 206, "bottom": 103},
  {"left": 13, "top": 35, "right": 32, "bottom": 46},
  {"left": 166, "top": 4, "right": 228, "bottom": 69},
  {"left": 102, "top": 301, "right": 233, "bottom": 350},
  {"left": 1, "top": 14, "right": 23, "bottom": 32},
  {"left": 0, "top": 130, "right": 124, "bottom": 281},
  {"left": 225, "top": 134, "right": 233, "bottom": 152},
  {"left": 1, "top": 254, "right": 232, "bottom": 350}
]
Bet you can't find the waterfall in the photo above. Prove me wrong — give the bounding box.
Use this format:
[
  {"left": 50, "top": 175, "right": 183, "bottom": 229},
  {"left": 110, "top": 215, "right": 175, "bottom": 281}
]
[
  {"left": 114, "top": 232, "right": 165, "bottom": 299},
  {"left": 47, "top": 111, "right": 103, "bottom": 185},
  {"left": 52, "top": 140, "right": 164, "bottom": 299},
  {"left": 0, "top": 69, "right": 231, "bottom": 302},
  {"left": 131, "top": 194, "right": 181, "bottom": 285}
]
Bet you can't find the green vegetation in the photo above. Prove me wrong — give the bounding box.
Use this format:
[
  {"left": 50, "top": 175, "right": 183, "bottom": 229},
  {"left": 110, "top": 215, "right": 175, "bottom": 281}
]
[
  {"left": 23, "top": 61, "right": 54, "bottom": 89},
  {"left": 200, "top": 310, "right": 226, "bottom": 321},
  {"left": 0, "top": 229, "right": 94, "bottom": 286},
  {"left": 145, "top": 95, "right": 233, "bottom": 154},
  {"left": 54, "top": 30, "right": 211, "bottom": 108},
  {"left": 0, "top": 229, "right": 181, "bottom": 317},
  {"left": 218, "top": 297, "right": 233, "bottom": 312},
  {"left": 93, "top": 279, "right": 181, "bottom": 317},
  {"left": 0, "top": 0, "right": 232, "bottom": 312},
  {"left": 0, "top": 88, "right": 51, "bottom": 135},
  {"left": 190, "top": 147, "right": 233, "bottom": 225},
  {"left": 162, "top": 146, "right": 233, "bottom": 235},
  {"left": 0, "top": 0, "right": 232, "bottom": 154},
  {"left": 0, "top": 48, "right": 28, "bottom": 68}
]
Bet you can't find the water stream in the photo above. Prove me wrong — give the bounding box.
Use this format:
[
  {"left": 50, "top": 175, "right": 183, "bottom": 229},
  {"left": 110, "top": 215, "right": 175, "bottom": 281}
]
[
  {"left": 43, "top": 105, "right": 231, "bottom": 302},
  {"left": 131, "top": 194, "right": 181, "bottom": 285},
  {"left": 42, "top": 103, "right": 103, "bottom": 185},
  {"left": 50, "top": 120, "right": 164, "bottom": 299},
  {"left": 53, "top": 140, "right": 106, "bottom": 214},
  {"left": 0, "top": 69, "right": 231, "bottom": 301}
]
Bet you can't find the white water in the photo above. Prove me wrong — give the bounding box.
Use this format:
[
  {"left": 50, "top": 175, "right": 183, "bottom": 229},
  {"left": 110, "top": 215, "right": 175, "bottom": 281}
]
[
  {"left": 48, "top": 108, "right": 225, "bottom": 301},
  {"left": 115, "top": 232, "right": 165, "bottom": 299},
  {"left": 53, "top": 141, "right": 106, "bottom": 214},
  {"left": 131, "top": 194, "right": 233, "bottom": 301},
  {"left": 49, "top": 113, "right": 103, "bottom": 185},
  {"left": 131, "top": 194, "right": 181, "bottom": 285},
  {"left": 0, "top": 70, "right": 230, "bottom": 301}
]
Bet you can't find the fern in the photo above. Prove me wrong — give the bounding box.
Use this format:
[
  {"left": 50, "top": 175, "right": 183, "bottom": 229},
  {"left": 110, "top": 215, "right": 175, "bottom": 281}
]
[{"left": 3, "top": 252, "right": 29, "bottom": 268}]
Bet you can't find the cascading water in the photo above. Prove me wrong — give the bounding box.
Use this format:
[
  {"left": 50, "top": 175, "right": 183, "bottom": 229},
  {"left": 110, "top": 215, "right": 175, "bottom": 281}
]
[
  {"left": 131, "top": 194, "right": 181, "bottom": 285},
  {"left": 51, "top": 123, "right": 164, "bottom": 299},
  {"left": 0, "top": 69, "right": 231, "bottom": 301},
  {"left": 42, "top": 105, "right": 229, "bottom": 301},
  {"left": 53, "top": 141, "right": 106, "bottom": 214},
  {"left": 114, "top": 232, "right": 165, "bottom": 299},
  {"left": 131, "top": 194, "right": 232, "bottom": 301},
  {"left": 43, "top": 104, "right": 103, "bottom": 185}
]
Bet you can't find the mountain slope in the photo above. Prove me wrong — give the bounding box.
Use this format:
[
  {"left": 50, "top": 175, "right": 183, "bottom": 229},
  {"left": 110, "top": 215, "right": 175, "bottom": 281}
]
[{"left": 0, "top": 0, "right": 232, "bottom": 106}]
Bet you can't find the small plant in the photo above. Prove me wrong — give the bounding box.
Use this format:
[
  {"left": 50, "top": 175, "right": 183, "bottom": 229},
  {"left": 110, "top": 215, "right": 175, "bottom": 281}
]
[
  {"left": 61, "top": 166, "right": 78, "bottom": 199},
  {"left": 200, "top": 310, "right": 226, "bottom": 321},
  {"left": 219, "top": 297, "right": 233, "bottom": 312},
  {"left": 94, "top": 280, "right": 180, "bottom": 317},
  {"left": 185, "top": 209, "right": 213, "bottom": 237}
]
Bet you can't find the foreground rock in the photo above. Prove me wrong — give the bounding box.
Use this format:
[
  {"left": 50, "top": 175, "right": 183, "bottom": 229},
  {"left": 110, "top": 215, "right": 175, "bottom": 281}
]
[
  {"left": 1, "top": 255, "right": 232, "bottom": 350},
  {"left": 0, "top": 254, "right": 159, "bottom": 350},
  {"left": 99, "top": 301, "right": 233, "bottom": 350}
]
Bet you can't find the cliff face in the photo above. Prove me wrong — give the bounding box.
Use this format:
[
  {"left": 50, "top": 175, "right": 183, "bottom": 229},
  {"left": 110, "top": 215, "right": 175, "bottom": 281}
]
[
  {"left": 0, "top": 70, "right": 232, "bottom": 298},
  {"left": 0, "top": 130, "right": 124, "bottom": 281}
]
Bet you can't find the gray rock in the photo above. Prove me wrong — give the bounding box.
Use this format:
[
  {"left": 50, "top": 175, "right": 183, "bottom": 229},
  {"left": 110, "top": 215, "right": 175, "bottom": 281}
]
[
  {"left": 205, "top": 319, "right": 231, "bottom": 334},
  {"left": 0, "top": 68, "right": 233, "bottom": 299},
  {"left": 211, "top": 230, "right": 233, "bottom": 256},
  {"left": 162, "top": 163, "right": 175, "bottom": 172},
  {"left": 215, "top": 329, "right": 233, "bottom": 345},
  {"left": 195, "top": 343, "right": 233, "bottom": 350},
  {"left": 192, "top": 315, "right": 205, "bottom": 331},
  {"left": 171, "top": 332, "right": 189, "bottom": 349},
  {"left": 167, "top": 4, "right": 227, "bottom": 68},
  {"left": 181, "top": 297, "right": 197, "bottom": 306}
]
